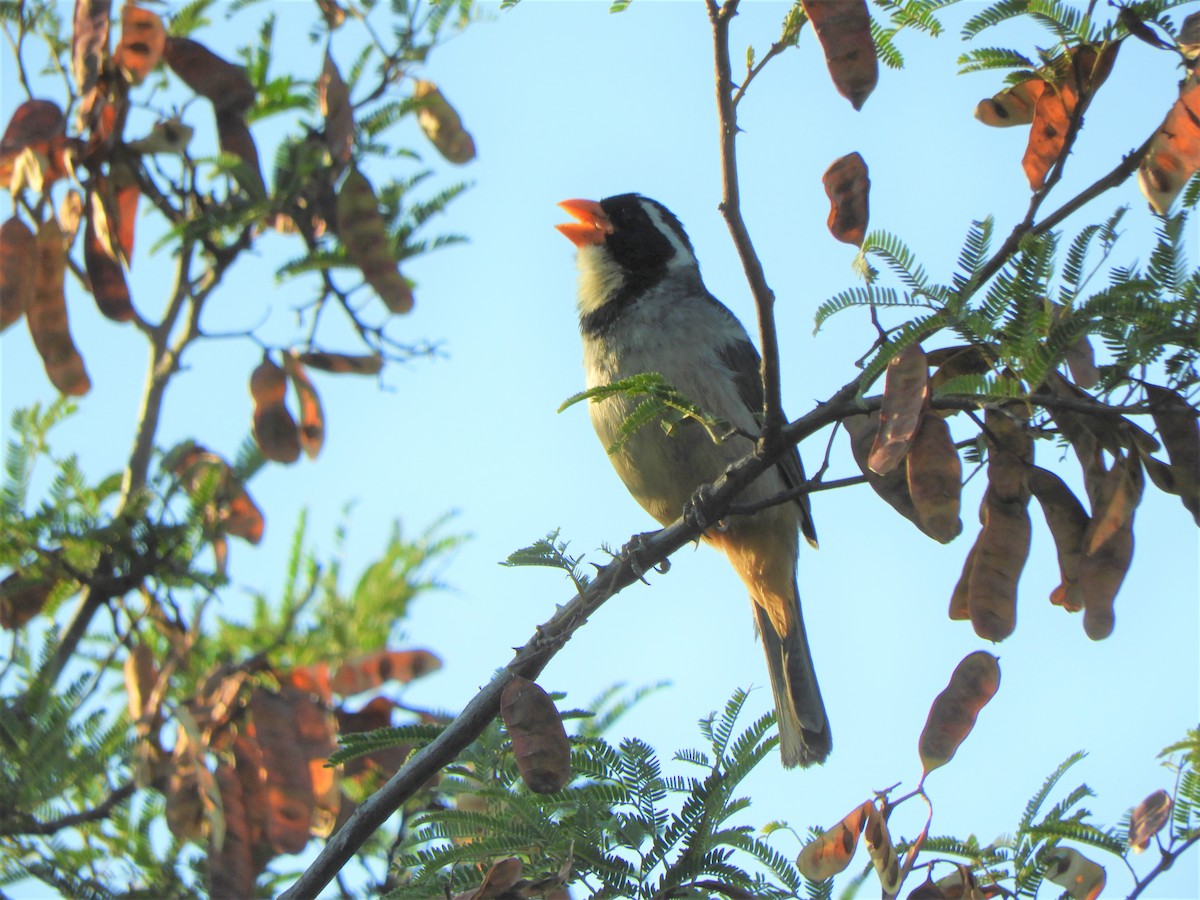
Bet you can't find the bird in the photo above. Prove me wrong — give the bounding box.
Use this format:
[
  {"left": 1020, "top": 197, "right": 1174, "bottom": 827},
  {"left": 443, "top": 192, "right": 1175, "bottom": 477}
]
[{"left": 556, "top": 193, "right": 830, "bottom": 768}]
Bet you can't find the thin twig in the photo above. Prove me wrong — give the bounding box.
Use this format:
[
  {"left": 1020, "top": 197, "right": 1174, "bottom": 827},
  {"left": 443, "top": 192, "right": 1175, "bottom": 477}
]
[
  {"left": 0, "top": 782, "right": 137, "bottom": 837},
  {"left": 707, "top": 0, "right": 787, "bottom": 444},
  {"left": 1126, "top": 832, "right": 1200, "bottom": 900}
]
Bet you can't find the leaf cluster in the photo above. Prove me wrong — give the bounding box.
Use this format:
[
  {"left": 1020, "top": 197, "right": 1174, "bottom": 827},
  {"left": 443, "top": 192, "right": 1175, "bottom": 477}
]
[
  {"left": 560, "top": 373, "right": 736, "bottom": 456},
  {"left": 816, "top": 201, "right": 1199, "bottom": 406},
  {"left": 388, "top": 688, "right": 811, "bottom": 899},
  {"left": 907, "top": 739, "right": 1200, "bottom": 898}
]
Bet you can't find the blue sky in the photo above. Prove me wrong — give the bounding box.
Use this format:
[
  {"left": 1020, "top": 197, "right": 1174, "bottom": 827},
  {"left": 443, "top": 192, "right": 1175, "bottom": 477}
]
[{"left": 2, "top": 1, "right": 1199, "bottom": 896}]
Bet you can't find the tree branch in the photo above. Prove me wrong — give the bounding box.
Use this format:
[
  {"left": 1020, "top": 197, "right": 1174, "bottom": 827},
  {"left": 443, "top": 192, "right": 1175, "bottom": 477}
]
[
  {"left": 958, "top": 130, "right": 1155, "bottom": 303},
  {"left": 279, "top": 373, "right": 866, "bottom": 899},
  {"left": 707, "top": 0, "right": 787, "bottom": 444},
  {"left": 1126, "top": 831, "right": 1200, "bottom": 900},
  {"left": 0, "top": 782, "right": 136, "bottom": 837}
]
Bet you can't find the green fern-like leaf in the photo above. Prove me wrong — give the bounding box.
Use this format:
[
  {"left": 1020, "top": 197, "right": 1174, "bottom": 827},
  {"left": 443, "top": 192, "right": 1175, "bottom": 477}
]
[
  {"left": 167, "top": 0, "right": 216, "bottom": 36},
  {"left": 1027, "top": 0, "right": 1094, "bottom": 40},
  {"left": 814, "top": 285, "right": 930, "bottom": 331},
  {"left": 957, "top": 46, "right": 1036, "bottom": 73},
  {"left": 501, "top": 529, "right": 592, "bottom": 592},
  {"left": 559, "top": 373, "right": 732, "bottom": 455},
  {"left": 962, "top": 0, "right": 1032, "bottom": 39},
  {"left": 883, "top": 0, "right": 950, "bottom": 37},
  {"left": 329, "top": 723, "right": 443, "bottom": 767},
  {"left": 952, "top": 216, "right": 995, "bottom": 296},
  {"left": 858, "top": 311, "right": 947, "bottom": 394},
  {"left": 862, "top": 229, "right": 930, "bottom": 290},
  {"left": 871, "top": 19, "right": 906, "bottom": 69},
  {"left": 1017, "top": 751, "right": 1087, "bottom": 837}
]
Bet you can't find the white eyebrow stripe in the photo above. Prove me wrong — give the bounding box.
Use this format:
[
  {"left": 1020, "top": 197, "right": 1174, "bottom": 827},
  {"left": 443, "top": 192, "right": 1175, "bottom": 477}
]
[{"left": 640, "top": 199, "right": 695, "bottom": 269}]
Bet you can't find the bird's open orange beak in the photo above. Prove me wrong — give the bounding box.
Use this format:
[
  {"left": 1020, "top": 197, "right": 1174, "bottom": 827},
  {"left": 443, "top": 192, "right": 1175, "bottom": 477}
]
[{"left": 556, "top": 199, "right": 613, "bottom": 248}]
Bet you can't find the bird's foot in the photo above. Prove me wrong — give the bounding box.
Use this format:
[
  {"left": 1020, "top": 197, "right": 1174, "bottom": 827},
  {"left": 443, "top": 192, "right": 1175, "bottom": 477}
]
[
  {"left": 620, "top": 532, "right": 669, "bottom": 583},
  {"left": 684, "top": 483, "right": 728, "bottom": 535}
]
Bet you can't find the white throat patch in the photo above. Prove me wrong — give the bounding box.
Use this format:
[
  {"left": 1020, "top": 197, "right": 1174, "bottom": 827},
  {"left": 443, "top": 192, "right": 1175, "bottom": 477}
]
[{"left": 575, "top": 244, "right": 624, "bottom": 318}]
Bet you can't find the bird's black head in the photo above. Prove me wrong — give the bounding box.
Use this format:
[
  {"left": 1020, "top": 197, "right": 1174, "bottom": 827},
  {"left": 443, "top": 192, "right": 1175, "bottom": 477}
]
[
  {"left": 558, "top": 193, "right": 703, "bottom": 334},
  {"left": 598, "top": 193, "right": 696, "bottom": 274}
]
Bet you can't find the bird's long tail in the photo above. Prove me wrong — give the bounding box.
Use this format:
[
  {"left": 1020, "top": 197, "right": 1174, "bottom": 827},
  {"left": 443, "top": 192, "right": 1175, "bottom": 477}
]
[
  {"left": 709, "top": 521, "right": 830, "bottom": 768},
  {"left": 753, "top": 583, "right": 831, "bottom": 768}
]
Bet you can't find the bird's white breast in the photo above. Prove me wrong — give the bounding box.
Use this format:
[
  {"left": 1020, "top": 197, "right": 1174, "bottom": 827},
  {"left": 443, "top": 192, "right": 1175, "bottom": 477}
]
[{"left": 580, "top": 281, "right": 783, "bottom": 525}]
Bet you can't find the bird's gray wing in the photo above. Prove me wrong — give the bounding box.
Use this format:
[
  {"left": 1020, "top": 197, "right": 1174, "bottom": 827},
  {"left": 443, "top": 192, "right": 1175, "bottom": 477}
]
[{"left": 715, "top": 336, "right": 818, "bottom": 548}]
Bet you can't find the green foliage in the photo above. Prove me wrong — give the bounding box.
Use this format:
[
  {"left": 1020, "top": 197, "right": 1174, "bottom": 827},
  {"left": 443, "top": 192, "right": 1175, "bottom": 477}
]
[
  {"left": 813, "top": 208, "right": 1199, "bottom": 407},
  {"left": 502, "top": 529, "right": 594, "bottom": 594},
  {"left": 891, "top": 737, "right": 1200, "bottom": 898},
  {"left": 559, "top": 373, "right": 734, "bottom": 456},
  {"left": 194, "top": 512, "right": 463, "bottom": 685},
  {"left": 0, "top": 396, "right": 465, "bottom": 894},
  {"left": 168, "top": 0, "right": 218, "bottom": 37},
  {"left": 388, "top": 687, "right": 809, "bottom": 898},
  {"left": 961, "top": 0, "right": 1099, "bottom": 42},
  {"left": 870, "top": 0, "right": 954, "bottom": 69},
  {"left": 957, "top": 46, "right": 1036, "bottom": 74},
  {"left": 0, "top": 636, "right": 145, "bottom": 891},
  {"left": 330, "top": 723, "right": 446, "bottom": 768}
]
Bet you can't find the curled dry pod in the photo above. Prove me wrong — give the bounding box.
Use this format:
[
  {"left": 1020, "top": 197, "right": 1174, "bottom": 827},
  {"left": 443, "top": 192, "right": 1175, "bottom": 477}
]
[
  {"left": 462, "top": 857, "right": 523, "bottom": 900},
  {"left": 72, "top": 0, "right": 111, "bottom": 100},
  {"left": 0, "top": 99, "right": 65, "bottom": 188},
  {"left": 1145, "top": 383, "right": 1200, "bottom": 524},
  {"left": 928, "top": 345, "right": 993, "bottom": 416},
  {"left": 966, "top": 408, "right": 1033, "bottom": 640},
  {"left": 1028, "top": 466, "right": 1089, "bottom": 612},
  {"left": 319, "top": 51, "right": 352, "bottom": 169},
  {"left": 1044, "top": 847, "right": 1105, "bottom": 900},
  {"left": 250, "top": 357, "right": 301, "bottom": 464},
  {"left": 1128, "top": 789, "right": 1172, "bottom": 853},
  {"left": 336, "top": 167, "right": 413, "bottom": 314},
  {"left": 215, "top": 109, "right": 266, "bottom": 198},
  {"left": 822, "top": 152, "right": 869, "bottom": 246},
  {"left": 297, "top": 350, "right": 383, "bottom": 376},
  {"left": 1077, "top": 520, "right": 1132, "bottom": 641},
  {"left": 124, "top": 641, "right": 160, "bottom": 735},
  {"left": 948, "top": 539, "right": 980, "bottom": 621},
  {"left": 967, "top": 488, "right": 1030, "bottom": 641},
  {"left": 162, "top": 36, "right": 254, "bottom": 115},
  {"left": 170, "top": 442, "right": 265, "bottom": 545},
  {"left": 974, "top": 78, "right": 1045, "bottom": 127},
  {"left": 1084, "top": 454, "right": 1142, "bottom": 556},
  {"left": 799, "top": 0, "right": 878, "bottom": 109},
  {"left": 500, "top": 676, "right": 571, "bottom": 794},
  {"left": 918, "top": 650, "right": 1000, "bottom": 779},
  {"left": 868, "top": 342, "right": 928, "bottom": 475},
  {"left": 796, "top": 800, "right": 871, "bottom": 881},
  {"left": 84, "top": 189, "right": 134, "bottom": 322},
  {"left": 1023, "top": 43, "right": 1119, "bottom": 190},
  {"left": 282, "top": 352, "right": 325, "bottom": 459},
  {"left": 0, "top": 570, "right": 56, "bottom": 630},
  {"left": 863, "top": 803, "right": 900, "bottom": 894},
  {"left": 846, "top": 410, "right": 931, "bottom": 535},
  {"left": 1077, "top": 454, "right": 1142, "bottom": 640},
  {"left": 413, "top": 80, "right": 476, "bottom": 164},
  {"left": 1138, "top": 75, "right": 1200, "bottom": 215},
  {"left": 0, "top": 216, "right": 36, "bottom": 332},
  {"left": 57, "top": 189, "right": 84, "bottom": 244},
  {"left": 906, "top": 409, "right": 962, "bottom": 543},
  {"left": 114, "top": 3, "right": 166, "bottom": 85},
  {"left": 29, "top": 218, "right": 91, "bottom": 396}
]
